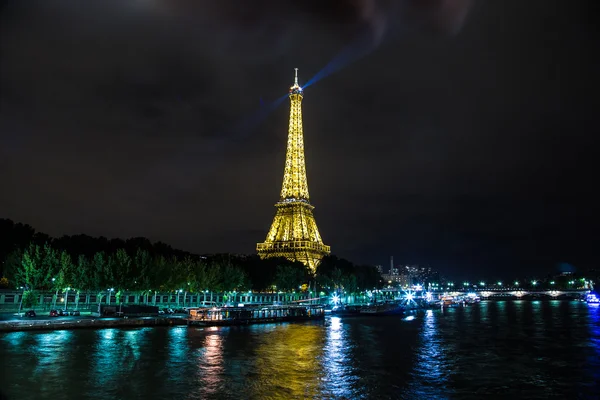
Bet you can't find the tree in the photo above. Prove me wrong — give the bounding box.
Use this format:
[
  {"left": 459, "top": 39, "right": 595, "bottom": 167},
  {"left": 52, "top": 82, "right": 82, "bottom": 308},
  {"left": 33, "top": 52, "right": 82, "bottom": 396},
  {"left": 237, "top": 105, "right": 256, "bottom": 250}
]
[
  {"left": 58, "top": 250, "right": 73, "bottom": 288},
  {"left": 218, "top": 261, "right": 248, "bottom": 293},
  {"left": 76, "top": 254, "right": 91, "bottom": 292},
  {"left": 274, "top": 263, "right": 310, "bottom": 292},
  {"left": 40, "top": 243, "right": 60, "bottom": 289},
  {"left": 3, "top": 249, "right": 23, "bottom": 288},
  {"left": 134, "top": 248, "right": 152, "bottom": 304},
  {"left": 17, "top": 243, "right": 43, "bottom": 290},
  {"left": 92, "top": 252, "right": 107, "bottom": 303},
  {"left": 114, "top": 248, "right": 132, "bottom": 303},
  {"left": 22, "top": 290, "right": 38, "bottom": 309}
]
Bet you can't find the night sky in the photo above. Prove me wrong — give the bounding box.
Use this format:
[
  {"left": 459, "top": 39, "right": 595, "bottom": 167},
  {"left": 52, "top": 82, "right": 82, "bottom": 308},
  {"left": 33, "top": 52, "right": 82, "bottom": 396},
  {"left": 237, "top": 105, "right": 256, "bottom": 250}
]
[{"left": 1, "top": 0, "right": 598, "bottom": 279}]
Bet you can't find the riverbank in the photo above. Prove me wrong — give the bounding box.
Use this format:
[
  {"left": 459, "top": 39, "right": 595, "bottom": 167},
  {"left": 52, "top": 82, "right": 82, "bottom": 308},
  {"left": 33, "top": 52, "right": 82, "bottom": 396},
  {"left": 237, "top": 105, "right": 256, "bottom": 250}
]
[{"left": 0, "top": 316, "right": 187, "bottom": 333}]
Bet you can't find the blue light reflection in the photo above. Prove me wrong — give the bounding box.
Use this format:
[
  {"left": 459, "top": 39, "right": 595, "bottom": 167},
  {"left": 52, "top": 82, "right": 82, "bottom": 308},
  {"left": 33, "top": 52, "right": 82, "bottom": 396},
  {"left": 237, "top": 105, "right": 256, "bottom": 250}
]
[
  {"left": 322, "top": 316, "right": 354, "bottom": 398},
  {"left": 406, "top": 309, "right": 451, "bottom": 399}
]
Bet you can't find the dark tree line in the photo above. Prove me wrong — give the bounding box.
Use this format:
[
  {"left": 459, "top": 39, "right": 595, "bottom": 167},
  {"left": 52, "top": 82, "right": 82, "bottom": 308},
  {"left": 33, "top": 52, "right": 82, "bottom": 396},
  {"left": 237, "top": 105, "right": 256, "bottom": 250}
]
[{"left": 0, "top": 219, "right": 383, "bottom": 306}]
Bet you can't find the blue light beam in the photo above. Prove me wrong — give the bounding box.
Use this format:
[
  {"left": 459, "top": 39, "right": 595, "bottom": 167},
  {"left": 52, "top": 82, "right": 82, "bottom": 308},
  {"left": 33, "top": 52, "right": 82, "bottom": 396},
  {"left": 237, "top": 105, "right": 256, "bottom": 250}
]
[{"left": 304, "top": 33, "right": 379, "bottom": 89}]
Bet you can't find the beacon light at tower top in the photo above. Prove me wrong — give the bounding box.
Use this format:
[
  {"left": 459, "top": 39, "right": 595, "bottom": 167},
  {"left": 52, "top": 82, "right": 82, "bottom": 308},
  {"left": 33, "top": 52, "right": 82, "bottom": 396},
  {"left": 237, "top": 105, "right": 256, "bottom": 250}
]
[{"left": 289, "top": 67, "right": 304, "bottom": 95}]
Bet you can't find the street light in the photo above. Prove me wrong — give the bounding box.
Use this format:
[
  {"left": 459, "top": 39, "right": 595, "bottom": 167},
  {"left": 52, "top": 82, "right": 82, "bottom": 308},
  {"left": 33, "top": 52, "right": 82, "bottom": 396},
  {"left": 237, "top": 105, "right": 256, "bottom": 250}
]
[
  {"left": 532, "top": 280, "right": 537, "bottom": 286},
  {"left": 514, "top": 281, "right": 519, "bottom": 287},
  {"left": 18, "top": 286, "right": 25, "bottom": 316},
  {"left": 52, "top": 278, "right": 59, "bottom": 308},
  {"left": 65, "top": 287, "right": 71, "bottom": 311},
  {"left": 107, "top": 288, "right": 114, "bottom": 306}
]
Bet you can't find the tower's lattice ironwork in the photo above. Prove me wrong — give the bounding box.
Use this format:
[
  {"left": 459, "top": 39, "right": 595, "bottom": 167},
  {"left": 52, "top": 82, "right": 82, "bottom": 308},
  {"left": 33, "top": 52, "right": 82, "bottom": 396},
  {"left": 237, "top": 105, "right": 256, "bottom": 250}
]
[{"left": 256, "top": 69, "right": 330, "bottom": 271}]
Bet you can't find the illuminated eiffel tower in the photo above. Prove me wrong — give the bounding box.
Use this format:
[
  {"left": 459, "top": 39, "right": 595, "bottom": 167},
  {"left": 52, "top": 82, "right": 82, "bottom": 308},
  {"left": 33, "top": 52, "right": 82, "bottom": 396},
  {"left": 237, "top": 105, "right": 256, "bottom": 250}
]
[{"left": 256, "top": 69, "right": 330, "bottom": 272}]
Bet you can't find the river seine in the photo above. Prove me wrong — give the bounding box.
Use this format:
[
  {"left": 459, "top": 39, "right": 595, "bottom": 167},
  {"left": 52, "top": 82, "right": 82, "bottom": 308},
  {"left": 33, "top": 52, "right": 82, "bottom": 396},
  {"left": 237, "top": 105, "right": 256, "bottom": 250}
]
[{"left": 1, "top": 300, "right": 599, "bottom": 399}]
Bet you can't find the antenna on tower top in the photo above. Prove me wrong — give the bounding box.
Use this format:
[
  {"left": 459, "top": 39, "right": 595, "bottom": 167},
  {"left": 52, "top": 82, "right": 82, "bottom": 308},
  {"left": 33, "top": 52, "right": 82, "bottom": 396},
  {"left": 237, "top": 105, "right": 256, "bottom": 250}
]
[{"left": 294, "top": 68, "right": 299, "bottom": 86}]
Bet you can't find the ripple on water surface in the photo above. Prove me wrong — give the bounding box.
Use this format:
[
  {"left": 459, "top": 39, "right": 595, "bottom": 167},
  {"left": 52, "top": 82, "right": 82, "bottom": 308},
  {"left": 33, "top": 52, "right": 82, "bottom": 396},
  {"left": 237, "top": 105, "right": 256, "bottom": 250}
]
[{"left": 1, "top": 301, "right": 599, "bottom": 399}]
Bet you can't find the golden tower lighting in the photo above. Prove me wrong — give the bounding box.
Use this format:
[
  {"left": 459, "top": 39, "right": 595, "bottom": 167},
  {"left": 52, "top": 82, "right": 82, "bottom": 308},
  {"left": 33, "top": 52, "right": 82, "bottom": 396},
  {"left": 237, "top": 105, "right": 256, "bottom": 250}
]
[{"left": 256, "top": 68, "right": 331, "bottom": 272}]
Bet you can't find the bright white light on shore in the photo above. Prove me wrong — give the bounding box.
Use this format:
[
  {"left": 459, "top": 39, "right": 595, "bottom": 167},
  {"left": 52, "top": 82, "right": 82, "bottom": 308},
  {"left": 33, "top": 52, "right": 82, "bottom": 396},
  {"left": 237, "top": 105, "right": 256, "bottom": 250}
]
[
  {"left": 332, "top": 294, "right": 340, "bottom": 305},
  {"left": 406, "top": 293, "right": 414, "bottom": 301}
]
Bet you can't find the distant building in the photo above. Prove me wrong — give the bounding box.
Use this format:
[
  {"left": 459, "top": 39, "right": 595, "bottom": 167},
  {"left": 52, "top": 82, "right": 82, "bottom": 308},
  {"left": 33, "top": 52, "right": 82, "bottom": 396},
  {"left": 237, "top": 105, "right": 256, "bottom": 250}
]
[{"left": 381, "top": 257, "right": 441, "bottom": 288}]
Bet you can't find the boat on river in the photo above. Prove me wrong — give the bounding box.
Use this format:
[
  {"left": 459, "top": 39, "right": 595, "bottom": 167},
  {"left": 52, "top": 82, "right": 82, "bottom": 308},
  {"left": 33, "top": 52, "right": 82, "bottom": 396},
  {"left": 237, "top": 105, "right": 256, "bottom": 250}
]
[
  {"left": 359, "top": 302, "right": 405, "bottom": 316},
  {"left": 187, "top": 305, "right": 325, "bottom": 327},
  {"left": 328, "top": 302, "right": 405, "bottom": 317}
]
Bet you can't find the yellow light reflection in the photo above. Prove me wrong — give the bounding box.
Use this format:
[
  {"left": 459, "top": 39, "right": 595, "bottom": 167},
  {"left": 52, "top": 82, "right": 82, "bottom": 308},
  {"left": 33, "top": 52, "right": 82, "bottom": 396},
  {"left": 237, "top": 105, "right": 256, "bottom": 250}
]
[{"left": 252, "top": 323, "right": 324, "bottom": 399}]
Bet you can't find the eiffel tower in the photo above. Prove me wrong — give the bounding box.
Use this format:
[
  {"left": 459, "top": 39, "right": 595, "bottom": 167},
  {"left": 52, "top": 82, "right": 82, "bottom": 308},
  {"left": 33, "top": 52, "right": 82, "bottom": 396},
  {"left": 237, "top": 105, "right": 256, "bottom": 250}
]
[{"left": 256, "top": 69, "right": 331, "bottom": 272}]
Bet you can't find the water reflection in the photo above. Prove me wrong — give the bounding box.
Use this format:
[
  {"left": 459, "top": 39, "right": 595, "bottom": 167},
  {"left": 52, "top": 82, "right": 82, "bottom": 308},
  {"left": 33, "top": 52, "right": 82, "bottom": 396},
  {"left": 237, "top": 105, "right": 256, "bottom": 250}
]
[
  {"left": 406, "top": 309, "right": 450, "bottom": 399},
  {"left": 588, "top": 304, "right": 600, "bottom": 387},
  {"left": 167, "top": 327, "right": 188, "bottom": 371},
  {"left": 89, "top": 328, "right": 152, "bottom": 398},
  {"left": 1, "top": 331, "right": 28, "bottom": 347},
  {"left": 322, "top": 317, "right": 353, "bottom": 399},
  {"left": 252, "top": 323, "right": 324, "bottom": 399},
  {"left": 195, "top": 329, "right": 225, "bottom": 397},
  {"left": 2, "top": 302, "right": 600, "bottom": 399},
  {"left": 33, "top": 330, "right": 73, "bottom": 385}
]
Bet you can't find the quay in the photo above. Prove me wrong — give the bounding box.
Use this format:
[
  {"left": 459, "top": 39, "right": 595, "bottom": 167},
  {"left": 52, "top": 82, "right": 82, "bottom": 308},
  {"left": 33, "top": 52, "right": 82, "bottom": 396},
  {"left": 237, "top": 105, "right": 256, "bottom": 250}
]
[
  {"left": 0, "top": 315, "right": 187, "bottom": 333},
  {"left": 0, "top": 305, "right": 326, "bottom": 332},
  {"left": 187, "top": 305, "right": 325, "bottom": 327}
]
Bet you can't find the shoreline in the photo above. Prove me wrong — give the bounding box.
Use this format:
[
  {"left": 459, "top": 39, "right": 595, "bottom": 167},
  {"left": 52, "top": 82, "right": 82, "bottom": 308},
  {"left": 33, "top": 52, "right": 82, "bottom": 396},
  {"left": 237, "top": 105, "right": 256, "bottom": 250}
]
[{"left": 0, "top": 316, "right": 187, "bottom": 333}]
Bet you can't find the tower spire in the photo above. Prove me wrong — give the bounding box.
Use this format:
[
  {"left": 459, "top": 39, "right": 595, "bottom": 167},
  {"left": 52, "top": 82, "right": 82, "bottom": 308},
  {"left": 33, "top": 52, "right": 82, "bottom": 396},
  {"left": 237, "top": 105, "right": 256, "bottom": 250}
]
[
  {"left": 281, "top": 68, "right": 308, "bottom": 201},
  {"left": 257, "top": 69, "right": 330, "bottom": 272}
]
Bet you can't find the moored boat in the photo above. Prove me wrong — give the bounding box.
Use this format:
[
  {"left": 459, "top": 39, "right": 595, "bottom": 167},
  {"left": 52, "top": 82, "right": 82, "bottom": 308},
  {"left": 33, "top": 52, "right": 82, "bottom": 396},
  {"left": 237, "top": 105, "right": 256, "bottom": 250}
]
[
  {"left": 586, "top": 292, "right": 599, "bottom": 304},
  {"left": 359, "top": 302, "right": 405, "bottom": 316},
  {"left": 187, "top": 305, "right": 324, "bottom": 327}
]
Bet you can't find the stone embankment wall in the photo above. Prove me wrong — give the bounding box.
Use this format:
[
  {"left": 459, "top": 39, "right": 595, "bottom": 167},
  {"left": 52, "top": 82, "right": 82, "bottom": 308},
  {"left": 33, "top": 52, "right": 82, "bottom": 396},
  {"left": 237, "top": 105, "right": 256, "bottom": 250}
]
[{"left": 0, "top": 317, "right": 186, "bottom": 333}]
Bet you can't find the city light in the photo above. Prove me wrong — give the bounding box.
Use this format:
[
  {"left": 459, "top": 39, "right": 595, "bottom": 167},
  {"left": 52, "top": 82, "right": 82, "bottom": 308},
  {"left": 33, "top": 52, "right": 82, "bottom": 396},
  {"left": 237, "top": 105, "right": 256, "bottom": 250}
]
[
  {"left": 587, "top": 293, "right": 599, "bottom": 304},
  {"left": 532, "top": 280, "right": 537, "bottom": 286},
  {"left": 331, "top": 294, "right": 340, "bottom": 305}
]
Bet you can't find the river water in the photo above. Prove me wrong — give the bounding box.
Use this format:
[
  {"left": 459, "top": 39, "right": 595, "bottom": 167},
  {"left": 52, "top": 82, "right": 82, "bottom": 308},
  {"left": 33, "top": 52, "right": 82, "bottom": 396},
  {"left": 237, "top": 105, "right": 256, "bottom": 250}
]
[{"left": 1, "top": 300, "right": 599, "bottom": 400}]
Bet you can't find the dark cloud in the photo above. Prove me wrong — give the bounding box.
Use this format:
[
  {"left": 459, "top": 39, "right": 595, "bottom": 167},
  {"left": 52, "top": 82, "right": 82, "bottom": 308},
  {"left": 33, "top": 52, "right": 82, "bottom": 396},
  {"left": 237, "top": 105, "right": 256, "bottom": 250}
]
[{"left": 1, "top": 0, "right": 598, "bottom": 279}]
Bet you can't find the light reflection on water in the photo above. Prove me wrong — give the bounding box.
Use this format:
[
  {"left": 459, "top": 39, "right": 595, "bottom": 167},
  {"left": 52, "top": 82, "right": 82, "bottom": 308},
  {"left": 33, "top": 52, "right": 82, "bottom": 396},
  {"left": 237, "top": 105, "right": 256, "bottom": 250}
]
[
  {"left": 406, "top": 309, "right": 450, "bottom": 400},
  {"left": 322, "top": 316, "right": 353, "bottom": 399},
  {"left": 587, "top": 304, "right": 600, "bottom": 386},
  {"left": 1, "top": 301, "right": 599, "bottom": 399},
  {"left": 33, "top": 330, "right": 73, "bottom": 387},
  {"left": 195, "top": 329, "right": 224, "bottom": 397}
]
